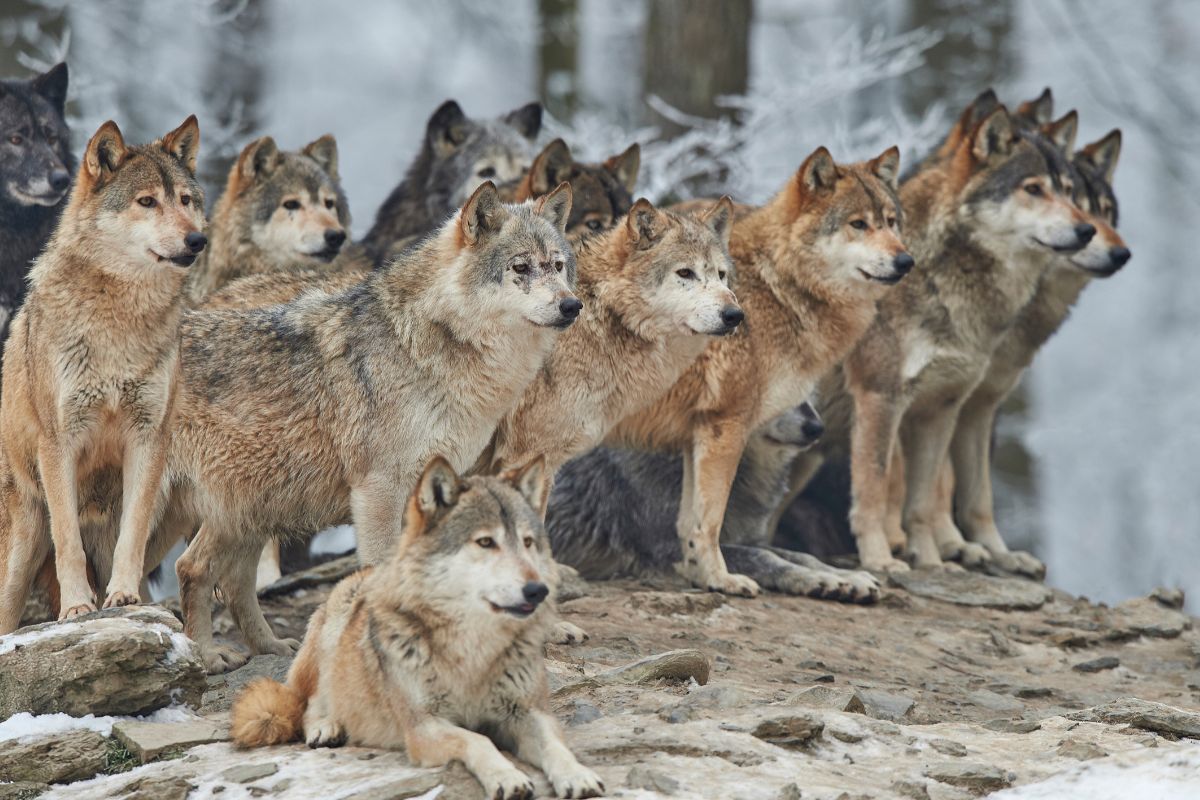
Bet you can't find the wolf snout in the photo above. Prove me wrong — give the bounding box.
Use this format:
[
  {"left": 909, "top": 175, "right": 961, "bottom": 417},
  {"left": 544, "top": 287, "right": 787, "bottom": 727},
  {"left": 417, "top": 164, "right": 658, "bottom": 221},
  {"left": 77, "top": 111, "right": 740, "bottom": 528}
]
[
  {"left": 719, "top": 305, "right": 744, "bottom": 334},
  {"left": 1073, "top": 223, "right": 1096, "bottom": 246},
  {"left": 48, "top": 169, "right": 70, "bottom": 192},
  {"left": 1109, "top": 246, "right": 1131, "bottom": 269},
  {"left": 558, "top": 297, "right": 583, "bottom": 322},
  {"left": 800, "top": 416, "right": 825, "bottom": 443},
  {"left": 324, "top": 228, "right": 346, "bottom": 250},
  {"left": 522, "top": 581, "right": 549, "bottom": 607},
  {"left": 185, "top": 231, "right": 208, "bottom": 254},
  {"left": 893, "top": 252, "right": 915, "bottom": 275}
]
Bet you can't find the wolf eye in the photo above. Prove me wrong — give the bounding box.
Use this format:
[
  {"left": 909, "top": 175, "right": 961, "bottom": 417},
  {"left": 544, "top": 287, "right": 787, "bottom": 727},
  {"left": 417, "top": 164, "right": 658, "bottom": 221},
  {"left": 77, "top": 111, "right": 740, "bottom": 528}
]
[
  {"left": 180, "top": 194, "right": 191, "bottom": 206},
  {"left": 553, "top": 259, "right": 564, "bottom": 273},
  {"left": 676, "top": 268, "right": 696, "bottom": 280},
  {"left": 887, "top": 217, "right": 897, "bottom": 228},
  {"left": 718, "top": 270, "right": 727, "bottom": 281},
  {"left": 477, "top": 166, "right": 496, "bottom": 179},
  {"left": 324, "top": 198, "right": 335, "bottom": 209},
  {"left": 8, "top": 134, "right": 22, "bottom": 145},
  {"left": 512, "top": 261, "right": 530, "bottom": 274},
  {"left": 523, "top": 536, "right": 534, "bottom": 548},
  {"left": 283, "top": 199, "right": 301, "bottom": 211},
  {"left": 1024, "top": 184, "right": 1043, "bottom": 197},
  {"left": 137, "top": 196, "right": 156, "bottom": 208},
  {"left": 476, "top": 536, "right": 495, "bottom": 549},
  {"left": 849, "top": 219, "right": 868, "bottom": 230},
  {"left": 586, "top": 219, "right": 603, "bottom": 231}
]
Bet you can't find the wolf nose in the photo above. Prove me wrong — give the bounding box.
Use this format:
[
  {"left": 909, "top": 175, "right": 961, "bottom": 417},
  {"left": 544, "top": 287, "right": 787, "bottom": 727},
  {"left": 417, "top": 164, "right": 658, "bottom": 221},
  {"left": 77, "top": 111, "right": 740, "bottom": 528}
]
[
  {"left": 48, "top": 169, "right": 70, "bottom": 192},
  {"left": 185, "top": 231, "right": 207, "bottom": 253},
  {"left": 1108, "top": 246, "right": 1131, "bottom": 268},
  {"left": 324, "top": 228, "right": 346, "bottom": 249},
  {"left": 1074, "top": 223, "right": 1096, "bottom": 244},
  {"left": 720, "top": 306, "right": 745, "bottom": 329},
  {"left": 800, "top": 418, "right": 825, "bottom": 442},
  {"left": 893, "top": 252, "right": 915, "bottom": 275},
  {"left": 558, "top": 297, "right": 582, "bottom": 320},
  {"left": 522, "top": 581, "right": 549, "bottom": 607}
]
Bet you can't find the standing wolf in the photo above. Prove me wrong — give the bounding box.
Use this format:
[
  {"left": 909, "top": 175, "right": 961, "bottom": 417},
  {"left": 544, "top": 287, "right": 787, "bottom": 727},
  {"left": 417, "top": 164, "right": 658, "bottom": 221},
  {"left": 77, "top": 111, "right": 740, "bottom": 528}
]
[
  {"left": 231, "top": 457, "right": 604, "bottom": 800},
  {"left": 0, "top": 117, "right": 205, "bottom": 632},
  {"left": 169, "top": 182, "right": 578, "bottom": 671},
  {"left": 362, "top": 100, "right": 542, "bottom": 263},
  {"left": 0, "top": 62, "right": 72, "bottom": 360}
]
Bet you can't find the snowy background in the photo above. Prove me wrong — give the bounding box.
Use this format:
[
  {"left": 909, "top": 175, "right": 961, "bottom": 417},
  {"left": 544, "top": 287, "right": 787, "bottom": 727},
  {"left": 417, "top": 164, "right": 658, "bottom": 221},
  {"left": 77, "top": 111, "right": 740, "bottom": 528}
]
[{"left": 1, "top": 0, "right": 1196, "bottom": 605}]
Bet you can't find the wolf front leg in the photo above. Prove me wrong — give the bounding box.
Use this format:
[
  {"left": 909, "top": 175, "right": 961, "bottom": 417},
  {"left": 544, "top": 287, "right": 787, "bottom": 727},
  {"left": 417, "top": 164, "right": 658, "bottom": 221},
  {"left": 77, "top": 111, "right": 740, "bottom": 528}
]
[
  {"left": 37, "top": 438, "right": 95, "bottom": 618},
  {"left": 350, "top": 472, "right": 405, "bottom": 566},
  {"left": 105, "top": 431, "right": 169, "bottom": 608},
  {"left": 510, "top": 708, "right": 604, "bottom": 798},
  {"left": 675, "top": 421, "right": 758, "bottom": 597},
  {"left": 847, "top": 390, "right": 910, "bottom": 572},
  {"left": 406, "top": 716, "right": 535, "bottom": 800},
  {"left": 0, "top": 490, "right": 50, "bottom": 633},
  {"left": 900, "top": 401, "right": 977, "bottom": 569}
]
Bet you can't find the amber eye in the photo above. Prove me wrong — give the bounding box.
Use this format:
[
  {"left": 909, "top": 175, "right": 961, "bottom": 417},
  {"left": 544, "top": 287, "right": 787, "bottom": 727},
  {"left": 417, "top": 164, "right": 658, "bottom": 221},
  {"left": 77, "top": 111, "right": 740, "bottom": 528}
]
[
  {"left": 283, "top": 199, "right": 301, "bottom": 210},
  {"left": 137, "top": 196, "right": 156, "bottom": 208},
  {"left": 1024, "top": 184, "right": 1043, "bottom": 197},
  {"left": 523, "top": 536, "right": 534, "bottom": 548},
  {"left": 676, "top": 268, "right": 696, "bottom": 280},
  {"left": 324, "top": 198, "right": 335, "bottom": 209},
  {"left": 8, "top": 134, "right": 22, "bottom": 145},
  {"left": 512, "top": 261, "right": 530, "bottom": 274},
  {"left": 476, "top": 537, "right": 495, "bottom": 549},
  {"left": 887, "top": 217, "right": 897, "bottom": 228},
  {"left": 849, "top": 219, "right": 868, "bottom": 230},
  {"left": 180, "top": 194, "right": 191, "bottom": 206},
  {"left": 477, "top": 166, "right": 496, "bottom": 179},
  {"left": 586, "top": 219, "right": 603, "bottom": 231}
]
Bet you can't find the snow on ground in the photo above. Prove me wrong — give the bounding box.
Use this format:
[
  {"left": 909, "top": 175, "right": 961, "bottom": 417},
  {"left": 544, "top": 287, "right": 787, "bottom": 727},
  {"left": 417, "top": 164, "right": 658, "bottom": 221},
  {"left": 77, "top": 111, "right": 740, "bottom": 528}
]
[
  {"left": 992, "top": 741, "right": 1200, "bottom": 800},
  {"left": 0, "top": 707, "right": 204, "bottom": 743}
]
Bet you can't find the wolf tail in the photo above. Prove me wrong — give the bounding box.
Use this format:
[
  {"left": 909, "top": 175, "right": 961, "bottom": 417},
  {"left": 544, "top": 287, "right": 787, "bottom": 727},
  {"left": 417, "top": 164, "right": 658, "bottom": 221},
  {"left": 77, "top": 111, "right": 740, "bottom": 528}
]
[{"left": 231, "top": 678, "right": 305, "bottom": 747}]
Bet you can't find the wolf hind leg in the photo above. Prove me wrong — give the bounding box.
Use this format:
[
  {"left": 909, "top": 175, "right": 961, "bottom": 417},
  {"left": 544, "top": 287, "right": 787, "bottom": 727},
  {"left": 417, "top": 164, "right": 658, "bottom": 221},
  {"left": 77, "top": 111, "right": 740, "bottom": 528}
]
[
  {"left": 764, "top": 547, "right": 881, "bottom": 603},
  {"left": 406, "top": 716, "right": 534, "bottom": 800},
  {"left": 176, "top": 521, "right": 248, "bottom": 673},
  {"left": 0, "top": 494, "right": 50, "bottom": 634},
  {"left": 222, "top": 537, "right": 299, "bottom": 658}
]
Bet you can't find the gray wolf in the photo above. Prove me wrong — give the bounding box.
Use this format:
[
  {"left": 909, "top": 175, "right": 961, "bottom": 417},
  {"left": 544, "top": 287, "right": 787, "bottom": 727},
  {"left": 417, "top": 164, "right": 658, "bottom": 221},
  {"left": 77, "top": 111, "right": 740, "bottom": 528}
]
[
  {"left": 231, "top": 456, "right": 603, "bottom": 799},
  {"left": 362, "top": 100, "right": 542, "bottom": 264},
  {"left": 0, "top": 62, "right": 73, "bottom": 362},
  {"left": 605, "top": 146, "right": 911, "bottom": 596},
  {"left": 169, "top": 182, "right": 578, "bottom": 672},
  {"left": 0, "top": 116, "right": 206, "bottom": 632},
  {"left": 548, "top": 402, "right": 878, "bottom": 601}
]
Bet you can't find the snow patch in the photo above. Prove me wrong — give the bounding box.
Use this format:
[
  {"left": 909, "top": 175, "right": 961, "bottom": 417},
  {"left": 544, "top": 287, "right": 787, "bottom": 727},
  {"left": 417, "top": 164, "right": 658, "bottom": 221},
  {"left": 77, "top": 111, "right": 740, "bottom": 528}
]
[
  {"left": 310, "top": 524, "right": 357, "bottom": 556},
  {"left": 0, "top": 706, "right": 201, "bottom": 743},
  {"left": 992, "top": 741, "right": 1200, "bottom": 800}
]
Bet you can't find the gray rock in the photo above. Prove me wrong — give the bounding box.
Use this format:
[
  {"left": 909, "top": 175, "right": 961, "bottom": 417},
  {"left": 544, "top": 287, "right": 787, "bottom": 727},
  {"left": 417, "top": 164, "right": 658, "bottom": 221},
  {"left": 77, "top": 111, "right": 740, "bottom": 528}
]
[
  {"left": 202, "top": 654, "right": 293, "bottom": 713},
  {"left": 108, "top": 774, "right": 193, "bottom": 800},
  {"left": 596, "top": 649, "right": 710, "bottom": 686},
  {"left": 0, "top": 782, "right": 49, "bottom": 799},
  {"left": 890, "top": 780, "right": 931, "bottom": 800},
  {"left": 1150, "top": 587, "right": 1185, "bottom": 609},
  {"left": 0, "top": 607, "right": 205, "bottom": 718},
  {"left": 930, "top": 738, "right": 968, "bottom": 757},
  {"left": 1056, "top": 738, "right": 1109, "bottom": 760},
  {"left": 966, "top": 689, "right": 1024, "bottom": 713},
  {"left": 786, "top": 685, "right": 865, "bottom": 713},
  {"left": 1073, "top": 656, "right": 1119, "bottom": 673},
  {"left": 0, "top": 729, "right": 108, "bottom": 784},
  {"left": 889, "top": 571, "right": 1051, "bottom": 611},
  {"left": 112, "top": 718, "right": 230, "bottom": 763},
  {"left": 751, "top": 714, "right": 824, "bottom": 748},
  {"left": 1111, "top": 597, "right": 1190, "bottom": 639},
  {"left": 1067, "top": 698, "right": 1200, "bottom": 738},
  {"left": 855, "top": 688, "right": 915, "bottom": 721},
  {"left": 983, "top": 718, "right": 1041, "bottom": 734},
  {"left": 626, "top": 764, "right": 681, "bottom": 794},
  {"left": 923, "top": 762, "right": 1012, "bottom": 794},
  {"left": 219, "top": 762, "right": 278, "bottom": 783},
  {"left": 567, "top": 701, "right": 602, "bottom": 726},
  {"left": 257, "top": 555, "right": 358, "bottom": 598},
  {"left": 775, "top": 783, "right": 803, "bottom": 800}
]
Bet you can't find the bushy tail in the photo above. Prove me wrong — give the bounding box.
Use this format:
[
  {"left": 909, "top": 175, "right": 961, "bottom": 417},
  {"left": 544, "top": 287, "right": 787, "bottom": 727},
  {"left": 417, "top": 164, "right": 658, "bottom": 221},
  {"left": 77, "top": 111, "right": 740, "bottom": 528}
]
[{"left": 230, "top": 678, "right": 305, "bottom": 747}]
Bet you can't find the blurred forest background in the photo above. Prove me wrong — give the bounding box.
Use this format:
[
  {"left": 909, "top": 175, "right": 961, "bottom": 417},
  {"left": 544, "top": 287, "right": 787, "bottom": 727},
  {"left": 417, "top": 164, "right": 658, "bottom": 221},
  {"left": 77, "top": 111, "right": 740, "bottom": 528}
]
[{"left": 1, "top": 0, "right": 1197, "bottom": 604}]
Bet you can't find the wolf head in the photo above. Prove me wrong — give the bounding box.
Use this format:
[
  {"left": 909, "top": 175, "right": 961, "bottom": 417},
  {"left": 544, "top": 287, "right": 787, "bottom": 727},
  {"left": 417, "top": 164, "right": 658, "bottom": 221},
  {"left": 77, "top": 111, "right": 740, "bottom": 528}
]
[
  {"left": 425, "top": 100, "right": 541, "bottom": 211},
  {"left": 68, "top": 116, "right": 207, "bottom": 271},
  {"left": 777, "top": 146, "right": 913, "bottom": 287},
  {"left": 602, "top": 196, "right": 741, "bottom": 337},
  {"left": 1069, "top": 130, "right": 1128, "bottom": 276},
  {"left": 759, "top": 400, "right": 825, "bottom": 451},
  {"left": 515, "top": 138, "right": 639, "bottom": 240},
  {"left": 399, "top": 456, "right": 557, "bottom": 626},
  {"left": 0, "top": 62, "right": 72, "bottom": 210},
  {"left": 219, "top": 134, "right": 349, "bottom": 267}
]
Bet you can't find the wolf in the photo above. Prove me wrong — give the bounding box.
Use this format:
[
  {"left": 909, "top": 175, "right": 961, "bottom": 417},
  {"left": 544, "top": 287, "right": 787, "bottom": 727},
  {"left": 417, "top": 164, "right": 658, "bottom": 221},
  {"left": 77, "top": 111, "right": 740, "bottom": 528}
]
[
  {"left": 603, "top": 146, "right": 911, "bottom": 596},
  {"left": 188, "top": 134, "right": 363, "bottom": 301},
  {"left": 166, "top": 182, "right": 578, "bottom": 672},
  {"left": 549, "top": 402, "right": 877, "bottom": 601},
  {"left": 0, "top": 117, "right": 206, "bottom": 632},
  {"left": 231, "top": 457, "right": 603, "bottom": 800},
  {"left": 361, "top": 100, "right": 542, "bottom": 264},
  {"left": 0, "top": 62, "right": 72, "bottom": 361}
]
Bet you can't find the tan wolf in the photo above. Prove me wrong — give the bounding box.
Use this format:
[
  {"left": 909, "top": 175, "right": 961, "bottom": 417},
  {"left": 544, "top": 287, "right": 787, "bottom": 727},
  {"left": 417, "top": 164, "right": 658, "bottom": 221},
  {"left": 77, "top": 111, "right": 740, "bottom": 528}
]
[
  {"left": 0, "top": 117, "right": 205, "bottom": 632},
  {"left": 230, "top": 456, "right": 604, "bottom": 799}
]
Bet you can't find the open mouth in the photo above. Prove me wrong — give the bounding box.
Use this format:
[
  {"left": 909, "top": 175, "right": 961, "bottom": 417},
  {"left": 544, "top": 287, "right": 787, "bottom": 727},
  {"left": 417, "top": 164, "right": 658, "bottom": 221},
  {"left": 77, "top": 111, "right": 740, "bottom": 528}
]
[
  {"left": 150, "top": 250, "right": 197, "bottom": 267},
  {"left": 489, "top": 601, "right": 537, "bottom": 618},
  {"left": 1071, "top": 259, "right": 1123, "bottom": 278},
  {"left": 1034, "top": 237, "right": 1085, "bottom": 254},
  {"left": 858, "top": 268, "right": 902, "bottom": 285},
  {"left": 307, "top": 248, "right": 341, "bottom": 263}
]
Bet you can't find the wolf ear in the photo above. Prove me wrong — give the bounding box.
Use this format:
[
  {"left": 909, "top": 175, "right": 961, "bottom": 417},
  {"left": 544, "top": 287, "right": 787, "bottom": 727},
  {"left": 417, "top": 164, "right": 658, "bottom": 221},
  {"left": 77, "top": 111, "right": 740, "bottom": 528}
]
[
  {"left": 415, "top": 456, "right": 461, "bottom": 518},
  {"left": 626, "top": 198, "right": 666, "bottom": 249},
  {"left": 604, "top": 143, "right": 641, "bottom": 194},
  {"left": 460, "top": 181, "right": 506, "bottom": 245},
  {"left": 938, "top": 89, "right": 1000, "bottom": 159},
  {"left": 503, "top": 102, "right": 543, "bottom": 141},
  {"left": 971, "top": 108, "right": 1015, "bottom": 163},
  {"left": 162, "top": 115, "right": 201, "bottom": 175},
  {"left": 82, "top": 120, "right": 127, "bottom": 182},
  {"left": 536, "top": 182, "right": 573, "bottom": 233},
  {"left": 428, "top": 100, "right": 470, "bottom": 155},
  {"left": 31, "top": 62, "right": 68, "bottom": 115},
  {"left": 1080, "top": 129, "right": 1121, "bottom": 184},
  {"left": 1041, "top": 110, "right": 1078, "bottom": 156},
  {"left": 302, "top": 135, "right": 339, "bottom": 180},
  {"left": 868, "top": 146, "right": 901, "bottom": 190},
  {"left": 701, "top": 195, "right": 734, "bottom": 248},
  {"left": 502, "top": 456, "right": 549, "bottom": 517},
  {"left": 796, "top": 146, "right": 838, "bottom": 195},
  {"left": 530, "top": 139, "right": 573, "bottom": 196},
  {"left": 1016, "top": 87, "right": 1054, "bottom": 126},
  {"left": 234, "top": 136, "right": 280, "bottom": 191}
]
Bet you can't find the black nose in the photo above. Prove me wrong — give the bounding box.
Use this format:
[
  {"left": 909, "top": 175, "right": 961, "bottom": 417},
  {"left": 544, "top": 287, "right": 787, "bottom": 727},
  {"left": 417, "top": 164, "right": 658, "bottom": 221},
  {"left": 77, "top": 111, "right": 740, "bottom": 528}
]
[
  {"left": 185, "top": 231, "right": 207, "bottom": 253},
  {"left": 1108, "top": 246, "right": 1131, "bottom": 268},
  {"left": 324, "top": 228, "right": 346, "bottom": 249},
  {"left": 1074, "top": 223, "right": 1096, "bottom": 244},
  {"left": 800, "top": 418, "right": 825, "bottom": 442},
  {"left": 893, "top": 252, "right": 915, "bottom": 275},
  {"left": 720, "top": 306, "right": 744, "bottom": 328},
  {"left": 522, "top": 581, "right": 549, "bottom": 606},
  {"left": 48, "top": 169, "right": 70, "bottom": 192},
  {"left": 559, "top": 297, "right": 582, "bottom": 319}
]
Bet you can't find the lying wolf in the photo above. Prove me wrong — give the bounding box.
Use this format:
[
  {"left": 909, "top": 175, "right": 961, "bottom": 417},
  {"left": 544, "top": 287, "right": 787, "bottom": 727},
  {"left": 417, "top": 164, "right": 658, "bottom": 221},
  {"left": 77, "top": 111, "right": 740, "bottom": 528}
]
[{"left": 231, "top": 456, "right": 604, "bottom": 800}]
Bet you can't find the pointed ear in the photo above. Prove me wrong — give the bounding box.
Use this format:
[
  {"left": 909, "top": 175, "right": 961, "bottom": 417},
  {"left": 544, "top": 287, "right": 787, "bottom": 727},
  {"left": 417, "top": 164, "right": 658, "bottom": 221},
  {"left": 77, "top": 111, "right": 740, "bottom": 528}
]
[
  {"left": 535, "top": 182, "right": 572, "bottom": 233},
  {"left": 604, "top": 143, "right": 641, "bottom": 194},
  {"left": 460, "top": 181, "right": 506, "bottom": 245},
  {"left": 501, "top": 456, "right": 549, "bottom": 517},
  {"left": 232, "top": 136, "right": 279, "bottom": 193},
  {"left": 796, "top": 146, "right": 837, "bottom": 195},
  {"left": 428, "top": 100, "right": 469, "bottom": 154},
  {"left": 1080, "top": 129, "right": 1121, "bottom": 184},
  {"left": 161, "top": 114, "right": 201, "bottom": 175},
  {"left": 302, "top": 134, "right": 339, "bottom": 180},
  {"left": 31, "top": 62, "right": 68, "bottom": 115},
  {"left": 1016, "top": 87, "right": 1054, "bottom": 126},
  {"left": 82, "top": 120, "right": 127, "bottom": 183},
  {"left": 939, "top": 89, "right": 1000, "bottom": 158},
  {"left": 529, "top": 139, "right": 573, "bottom": 196},
  {"left": 503, "top": 102, "right": 543, "bottom": 141},
  {"left": 971, "top": 108, "right": 1015, "bottom": 163},
  {"left": 701, "top": 195, "right": 734, "bottom": 248},
  {"left": 626, "top": 198, "right": 667, "bottom": 249},
  {"left": 414, "top": 456, "right": 461, "bottom": 519},
  {"left": 868, "top": 146, "right": 901, "bottom": 190},
  {"left": 1041, "top": 110, "right": 1078, "bottom": 156}
]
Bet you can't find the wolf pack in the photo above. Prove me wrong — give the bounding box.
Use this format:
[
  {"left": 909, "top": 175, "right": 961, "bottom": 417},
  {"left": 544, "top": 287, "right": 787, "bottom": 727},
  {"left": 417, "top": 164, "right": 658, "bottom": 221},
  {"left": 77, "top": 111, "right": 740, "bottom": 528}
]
[{"left": 0, "top": 62, "right": 1129, "bottom": 799}]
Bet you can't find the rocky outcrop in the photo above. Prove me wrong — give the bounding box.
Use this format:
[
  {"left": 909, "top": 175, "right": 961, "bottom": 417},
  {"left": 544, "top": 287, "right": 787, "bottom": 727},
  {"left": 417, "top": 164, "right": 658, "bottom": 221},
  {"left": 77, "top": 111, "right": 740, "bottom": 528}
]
[{"left": 0, "top": 729, "right": 109, "bottom": 784}]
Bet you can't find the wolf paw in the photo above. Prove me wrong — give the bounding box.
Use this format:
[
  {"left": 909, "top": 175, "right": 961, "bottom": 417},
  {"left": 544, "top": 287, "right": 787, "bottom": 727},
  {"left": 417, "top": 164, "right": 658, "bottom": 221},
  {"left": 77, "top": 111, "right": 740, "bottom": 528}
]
[
  {"left": 549, "top": 621, "right": 589, "bottom": 646},
  {"left": 705, "top": 572, "right": 760, "bottom": 598},
  {"left": 481, "top": 766, "right": 535, "bottom": 800},
  {"left": 944, "top": 541, "right": 992, "bottom": 568},
  {"left": 550, "top": 765, "right": 605, "bottom": 798},
  {"left": 102, "top": 590, "right": 141, "bottom": 609},
  {"left": 59, "top": 600, "right": 98, "bottom": 620},
  {"left": 306, "top": 719, "right": 347, "bottom": 749},
  {"left": 991, "top": 549, "right": 1046, "bottom": 580},
  {"left": 258, "top": 637, "right": 301, "bottom": 657},
  {"left": 861, "top": 555, "right": 910, "bottom": 574},
  {"left": 837, "top": 570, "right": 882, "bottom": 604},
  {"left": 201, "top": 644, "right": 248, "bottom": 674}
]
